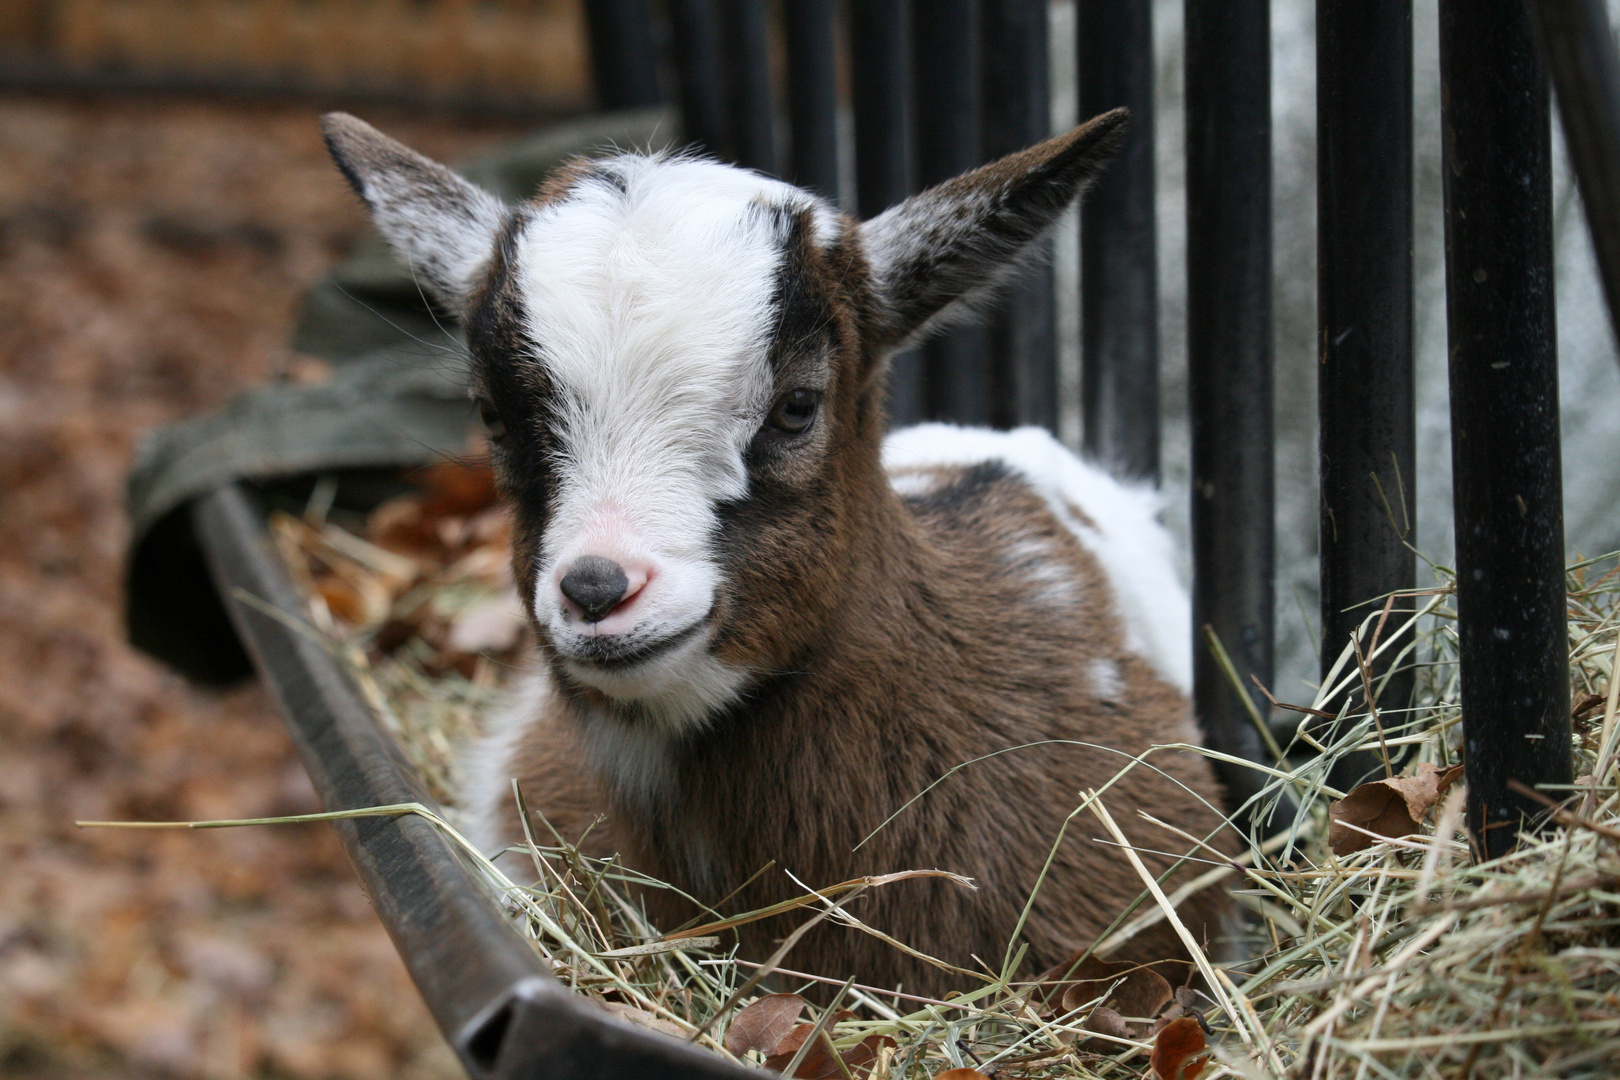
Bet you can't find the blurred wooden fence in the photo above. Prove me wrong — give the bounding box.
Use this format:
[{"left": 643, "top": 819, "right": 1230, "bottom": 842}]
[{"left": 0, "top": 0, "right": 591, "bottom": 113}]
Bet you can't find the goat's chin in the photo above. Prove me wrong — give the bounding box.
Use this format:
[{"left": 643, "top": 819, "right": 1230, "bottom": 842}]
[{"left": 554, "top": 624, "right": 751, "bottom": 734}]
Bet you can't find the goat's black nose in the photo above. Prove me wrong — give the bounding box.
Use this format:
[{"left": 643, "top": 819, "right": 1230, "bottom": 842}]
[{"left": 559, "top": 556, "right": 630, "bottom": 623}]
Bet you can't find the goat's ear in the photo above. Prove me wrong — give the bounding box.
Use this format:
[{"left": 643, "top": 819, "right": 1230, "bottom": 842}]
[
  {"left": 857, "top": 108, "right": 1128, "bottom": 352},
  {"left": 321, "top": 112, "right": 507, "bottom": 311}
]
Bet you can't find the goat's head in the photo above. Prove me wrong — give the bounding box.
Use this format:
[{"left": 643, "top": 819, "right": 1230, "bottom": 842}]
[{"left": 323, "top": 110, "right": 1127, "bottom": 732}]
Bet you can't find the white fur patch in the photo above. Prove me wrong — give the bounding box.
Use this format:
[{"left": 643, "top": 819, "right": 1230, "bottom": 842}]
[
  {"left": 1003, "top": 536, "right": 1079, "bottom": 608},
  {"left": 883, "top": 424, "right": 1192, "bottom": 693},
  {"left": 574, "top": 705, "right": 680, "bottom": 813},
  {"left": 1088, "top": 657, "right": 1125, "bottom": 702},
  {"left": 458, "top": 670, "right": 553, "bottom": 859},
  {"left": 510, "top": 156, "right": 833, "bottom": 724},
  {"left": 887, "top": 467, "right": 943, "bottom": 498}
]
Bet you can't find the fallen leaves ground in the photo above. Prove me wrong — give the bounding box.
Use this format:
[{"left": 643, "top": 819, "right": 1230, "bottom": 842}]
[{"left": 0, "top": 90, "right": 527, "bottom": 1079}]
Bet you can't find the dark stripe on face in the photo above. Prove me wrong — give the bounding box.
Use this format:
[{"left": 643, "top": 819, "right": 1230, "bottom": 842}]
[
  {"left": 765, "top": 207, "right": 837, "bottom": 380},
  {"left": 466, "top": 212, "right": 559, "bottom": 608}
]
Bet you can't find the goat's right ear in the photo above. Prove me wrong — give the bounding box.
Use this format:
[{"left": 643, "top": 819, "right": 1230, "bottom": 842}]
[
  {"left": 321, "top": 112, "right": 507, "bottom": 311},
  {"left": 856, "top": 108, "right": 1128, "bottom": 353}
]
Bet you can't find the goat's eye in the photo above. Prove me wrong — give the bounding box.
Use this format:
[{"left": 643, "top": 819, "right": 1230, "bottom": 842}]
[
  {"left": 476, "top": 398, "right": 507, "bottom": 442},
  {"left": 768, "top": 389, "right": 820, "bottom": 434}
]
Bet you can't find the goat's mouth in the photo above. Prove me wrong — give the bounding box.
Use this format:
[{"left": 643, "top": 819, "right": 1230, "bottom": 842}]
[{"left": 558, "top": 619, "right": 708, "bottom": 671}]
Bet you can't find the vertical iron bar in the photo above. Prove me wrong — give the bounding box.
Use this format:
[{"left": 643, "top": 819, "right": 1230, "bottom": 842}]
[
  {"left": 719, "top": 0, "right": 777, "bottom": 175},
  {"left": 1317, "top": 0, "right": 1416, "bottom": 791},
  {"left": 1078, "top": 0, "right": 1160, "bottom": 481},
  {"left": 1440, "top": 0, "right": 1570, "bottom": 860},
  {"left": 848, "top": 0, "right": 919, "bottom": 424},
  {"left": 784, "top": 0, "right": 840, "bottom": 199},
  {"left": 667, "top": 0, "right": 728, "bottom": 158},
  {"left": 982, "top": 0, "right": 1056, "bottom": 431},
  {"left": 849, "top": 0, "right": 910, "bottom": 216},
  {"left": 1185, "top": 0, "right": 1274, "bottom": 811},
  {"left": 913, "top": 0, "right": 987, "bottom": 424},
  {"left": 1527, "top": 0, "right": 1620, "bottom": 362},
  {"left": 583, "top": 0, "right": 664, "bottom": 110}
]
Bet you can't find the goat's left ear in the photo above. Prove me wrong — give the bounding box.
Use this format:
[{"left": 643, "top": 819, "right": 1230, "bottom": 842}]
[
  {"left": 857, "top": 108, "right": 1128, "bottom": 353},
  {"left": 321, "top": 112, "right": 508, "bottom": 311}
]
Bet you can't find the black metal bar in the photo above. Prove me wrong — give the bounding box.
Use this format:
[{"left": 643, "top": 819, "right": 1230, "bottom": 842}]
[
  {"left": 1527, "top": 0, "right": 1620, "bottom": 361},
  {"left": 1078, "top": 0, "right": 1160, "bottom": 480},
  {"left": 667, "top": 0, "right": 728, "bottom": 159},
  {"left": 982, "top": 0, "right": 1055, "bottom": 431},
  {"left": 193, "top": 485, "right": 756, "bottom": 1079},
  {"left": 783, "top": 0, "right": 840, "bottom": 199},
  {"left": 584, "top": 0, "right": 664, "bottom": 110},
  {"left": 1316, "top": 0, "right": 1416, "bottom": 791},
  {"left": 849, "top": 0, "right": 911, "bottom": 216},
  {"left": 1439, "top": 1, "right": 1571, "bottom": 860},
  {"left": 1185, "top": 0, "right": 1274, "bottom": 812},
  {"left": 912, "top": 0, "right": 987, "bottom": 424},
  {"left": 718, "top": 0, "right": 777, "bottom": 174},
  {"left": 847, "top": 0, "right": 919, "bottom": 424}
]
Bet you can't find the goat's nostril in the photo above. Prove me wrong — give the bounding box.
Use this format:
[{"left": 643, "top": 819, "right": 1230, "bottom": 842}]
[{"left": 559, "top": 556, "right": 631, "bottom": 623}]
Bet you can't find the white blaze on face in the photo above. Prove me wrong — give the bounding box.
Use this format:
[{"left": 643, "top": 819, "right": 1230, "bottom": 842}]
[{"left": 511, "top": 156, "right": 818, "bottom": 726}]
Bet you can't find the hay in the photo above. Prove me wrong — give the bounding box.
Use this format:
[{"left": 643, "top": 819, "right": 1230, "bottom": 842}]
[{"left": 261, "top": 467, "right": 1620, "bottom": 1078}]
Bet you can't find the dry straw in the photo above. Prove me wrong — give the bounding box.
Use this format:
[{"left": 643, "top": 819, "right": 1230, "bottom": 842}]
[{"left": 91, "top": 491, "right": 1620, "bottom": 1079}]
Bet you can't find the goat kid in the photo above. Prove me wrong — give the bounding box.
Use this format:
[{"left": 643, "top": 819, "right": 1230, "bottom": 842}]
[{"left": 322, "top": 109, "right": 1236, "bottom": 997}]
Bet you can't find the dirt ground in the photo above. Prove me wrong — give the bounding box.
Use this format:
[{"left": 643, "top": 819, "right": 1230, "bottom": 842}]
[{"left": 0, "top": 91, "right": 530, "bottom": 1079}]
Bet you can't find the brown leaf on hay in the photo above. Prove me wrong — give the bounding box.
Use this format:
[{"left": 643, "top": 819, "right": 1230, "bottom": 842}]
[
  {"left": 1329, "top": 762, "right": 1465, "bottom": 855},
  {"left": 1573, "top": 691, "right": 1607, "bottom": 721},
  {"left": 1037, "top": 952, "right": 1174, "bottom": 1026},
  {"left": 934, "top": 1071, "right": 992, "bottom": 1080},
  {"left": 1150, "top": 1016, "right": 1209, "bottom": 1080},
  {"left": 315, "top": 574, "right": 368, "bottom": 625},
  {"left": 764, "top": 1033, "right": 890, "bottom": 1078},
  {"left": 1148, "top": 987, "right": 1206, "bottom": 1037},
  {"left": 1082, "top": 1005, "right": 1133, "bottom": 1040},
  {"left": 762, "top": 1012, "right": 858, "bottom": 1076},
  {"left": 840, "top": 1035, "right": 898, "bottom": 1076},
  {"left": 723, "top": 993, "right": 805, "bottom": 1056},
  {"left": 414, "top": 458, "right": 500, "bottom": 518},
  {"left": 367, "top": 460, "right": 500, "bottom": 557}
]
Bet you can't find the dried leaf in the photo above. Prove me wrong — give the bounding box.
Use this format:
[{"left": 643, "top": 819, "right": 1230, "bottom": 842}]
[
  {"left": 1149, "top": 986, "right": 1207, "bottom": 1037},
  {"left": 841, "top": 1035, "right": 897, "bottom": 1077},
  {"left": 934, "top": 1071, "right": 992, "bottom": 1080},
  {"left": 762, "top": 1012, "right": 856, "bottom": 1076},
  {"left": 1150, "top": 1016, "right": 1209, "bottom": 1080},
  {"left": 724, "top": 993, "right": 805, "bottom": 1057},
  {"left": 1573, "top": 691, "right": 1607, "bottom": 720},
  {"left": 416, "top": 459, "right": 499, "bottom": 517},
  {"left": 1039, "top": 953, "right": 1173, "bottom": 1024},
  {"left": 1329, "top": 762, "right": 1465, "bottom": 855},
  {"left": 315, "top": 575, "right": 366, "bottom": 625},
  {"left": 1082, "top": 1005, "right": 1133, "bottom": 1040}
]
